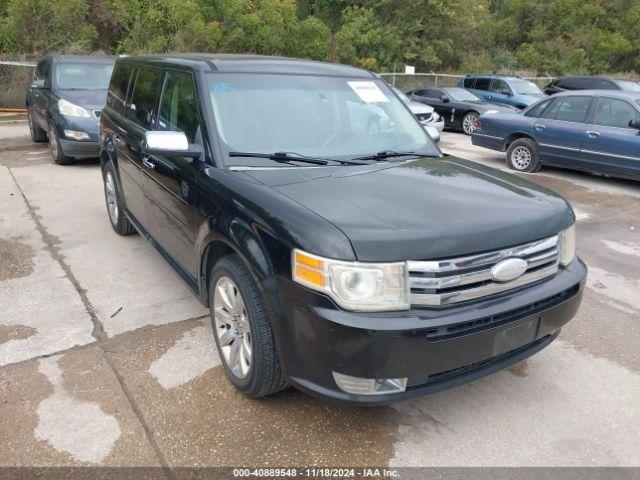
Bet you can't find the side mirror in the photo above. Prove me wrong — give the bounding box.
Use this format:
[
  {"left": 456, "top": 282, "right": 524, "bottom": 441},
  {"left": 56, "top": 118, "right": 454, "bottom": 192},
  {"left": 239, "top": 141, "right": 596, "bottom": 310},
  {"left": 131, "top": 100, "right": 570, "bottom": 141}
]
[
  {"left": 440, "top": 95, "right": 450, "bottom": 103},
  {"left": 142, "top": 131, "right": 202, "bottom": 159},
  {"left": 501, "top": 89, "right": 512, "bottom": 97},
  {"left": 31, "top": 79, "right": 46, "bottom": 89},
  {"left": 629, "top": 119, "right": 640, "bottom": 130}
]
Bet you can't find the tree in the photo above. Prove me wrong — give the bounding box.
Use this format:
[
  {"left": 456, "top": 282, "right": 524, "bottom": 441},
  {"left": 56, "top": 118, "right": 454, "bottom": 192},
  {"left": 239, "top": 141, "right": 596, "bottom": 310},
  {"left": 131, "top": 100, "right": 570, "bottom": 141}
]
[{"left": 0, "top": 0, "right": 97, "bottom": 55}]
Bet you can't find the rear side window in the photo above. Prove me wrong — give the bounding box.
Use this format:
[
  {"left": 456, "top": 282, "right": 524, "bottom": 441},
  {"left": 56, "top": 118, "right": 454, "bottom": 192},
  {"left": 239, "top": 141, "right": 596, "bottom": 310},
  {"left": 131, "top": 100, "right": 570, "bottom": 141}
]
[
  {"left": 107, "top": 64, "right": 132, "bottom": 114},
  {"left": 525, "top": 99, "right": 552, "bottom": 118},
  {"left": 474, "top": 78, "right": 491, "bottom": 91},
  {"left": 157, "top": 71, "right": 200, "bottom": 143},
  {"left": 543, "top": 96, "right": 591, "bottom": 123},
  {"left": 125, "top": 68, "right": 163, "bottom": 130},
  {"left": 592, "top": 97, "right": 640, "bottom": 128},
  {"left": 463, "top": 77, "right": 475, "bottom": 88}
]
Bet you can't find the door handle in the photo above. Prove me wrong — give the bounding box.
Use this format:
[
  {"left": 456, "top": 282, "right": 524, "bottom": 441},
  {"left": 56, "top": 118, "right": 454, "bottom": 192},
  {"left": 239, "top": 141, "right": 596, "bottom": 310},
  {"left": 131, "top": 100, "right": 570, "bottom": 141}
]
[
  {"left": 534, "top": 124, "right": 545, "bottom": 131},
  {"left": 142, "top": 156, "right": 155, "bottom": 170},
  {"left": 586, "top": 130, "right": 600, "bottom": 138}
]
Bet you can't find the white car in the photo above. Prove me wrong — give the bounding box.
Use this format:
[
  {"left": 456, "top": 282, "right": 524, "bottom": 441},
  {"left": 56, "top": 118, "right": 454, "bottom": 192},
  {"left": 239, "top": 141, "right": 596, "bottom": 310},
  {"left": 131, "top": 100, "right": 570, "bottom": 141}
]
[{"left": 392, "top": 86, "right": 444, "bottom": 142}]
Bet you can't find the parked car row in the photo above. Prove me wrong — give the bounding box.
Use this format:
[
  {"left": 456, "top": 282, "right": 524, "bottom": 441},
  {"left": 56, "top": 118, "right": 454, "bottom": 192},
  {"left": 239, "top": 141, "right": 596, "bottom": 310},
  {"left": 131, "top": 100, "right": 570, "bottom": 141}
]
[
  {"left": 400, "top": 72, "right": 639, "bottom": 180},
  {"left": 472, "top": 90, "right": 640, "bottom": 180},
  {"left": 25, "top": 53, "right": 587, "bottom": 405}
]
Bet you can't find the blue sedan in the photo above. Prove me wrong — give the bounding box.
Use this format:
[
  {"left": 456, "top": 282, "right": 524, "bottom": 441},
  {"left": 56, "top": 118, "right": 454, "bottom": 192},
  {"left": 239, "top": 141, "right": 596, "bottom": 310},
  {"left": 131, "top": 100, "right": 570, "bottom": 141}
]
[{"left": 472, "top": 90, "right": 640, "bottom": 180}]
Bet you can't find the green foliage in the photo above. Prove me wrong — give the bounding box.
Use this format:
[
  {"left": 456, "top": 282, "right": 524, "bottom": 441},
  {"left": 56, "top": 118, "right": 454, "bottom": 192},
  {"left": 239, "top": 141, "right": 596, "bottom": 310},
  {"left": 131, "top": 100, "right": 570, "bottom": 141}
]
[
  {"left": 0, "top": 0, "right": 97, "bottom": 54},
  {"left": 0, "top": 0, "right": 638, "bottom": 76}
]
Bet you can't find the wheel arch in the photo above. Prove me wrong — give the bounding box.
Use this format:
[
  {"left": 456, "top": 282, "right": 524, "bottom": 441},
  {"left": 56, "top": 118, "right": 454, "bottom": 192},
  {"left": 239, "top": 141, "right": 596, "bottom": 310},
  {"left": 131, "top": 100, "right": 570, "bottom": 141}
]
[
  {"left": 197, "top": 226, "right": 277, "bottom": 307},
  {"left": 504, "top": 132, "right": 535, "bottom": 151}
]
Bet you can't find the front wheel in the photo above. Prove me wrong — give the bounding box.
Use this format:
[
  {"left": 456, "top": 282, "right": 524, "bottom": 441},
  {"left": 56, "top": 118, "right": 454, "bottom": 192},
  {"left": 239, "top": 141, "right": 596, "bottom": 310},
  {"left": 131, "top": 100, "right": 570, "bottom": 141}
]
[
  {"left": 461, "top": 111, "right": 479, "bottom": 135},
  {"left": 209, "top": 255, "right": 287, "bottom": 398},
  {"left": 48, "top": 121, "right": 73, "bottom": 165},
  {"left": 506, "top": 138, "right": 541, "bottom": 173},
  {"left": 102, "top": 162, "right": 136, "bottom": 235}
]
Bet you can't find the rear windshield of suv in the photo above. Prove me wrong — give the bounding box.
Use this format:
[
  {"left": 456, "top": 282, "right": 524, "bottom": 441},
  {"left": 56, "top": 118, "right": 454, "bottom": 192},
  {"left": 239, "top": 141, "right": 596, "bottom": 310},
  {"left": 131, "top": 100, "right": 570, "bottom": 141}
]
[{"left": 206, "top": 74, "right": 438, "bottom": 166}]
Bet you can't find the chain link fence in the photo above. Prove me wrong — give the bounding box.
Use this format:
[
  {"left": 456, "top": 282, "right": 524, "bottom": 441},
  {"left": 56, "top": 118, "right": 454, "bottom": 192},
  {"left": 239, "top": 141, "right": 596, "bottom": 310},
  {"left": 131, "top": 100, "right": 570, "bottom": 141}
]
[
  {"left": 0, "top": 61, "right": 36, "bottom": 111},
  {"left": 379, "top": 73, "right": 556, "bottom": 92}
]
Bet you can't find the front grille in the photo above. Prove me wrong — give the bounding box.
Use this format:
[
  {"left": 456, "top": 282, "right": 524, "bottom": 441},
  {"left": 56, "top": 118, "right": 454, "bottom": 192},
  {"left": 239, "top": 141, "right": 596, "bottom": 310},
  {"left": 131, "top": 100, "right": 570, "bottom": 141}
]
[
  {"left": 408, "top": 235, "right": 559, "bottom": 307},
  {"left": 423, "top": 284, "right": 579, "bottom": 341},
  {"left": 407, "top": 334, "right": 553, "bottom": 389}
]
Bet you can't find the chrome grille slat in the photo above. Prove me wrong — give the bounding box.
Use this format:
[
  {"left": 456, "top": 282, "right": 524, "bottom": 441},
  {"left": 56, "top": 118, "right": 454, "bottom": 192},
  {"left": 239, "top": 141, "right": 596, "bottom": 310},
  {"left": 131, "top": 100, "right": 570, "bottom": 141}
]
[
  {"left": 408, "top": 236, "right": 558, "bottom": 274},
  {"left": 409, "top": 236, "right": 559, "bottom": 307}
]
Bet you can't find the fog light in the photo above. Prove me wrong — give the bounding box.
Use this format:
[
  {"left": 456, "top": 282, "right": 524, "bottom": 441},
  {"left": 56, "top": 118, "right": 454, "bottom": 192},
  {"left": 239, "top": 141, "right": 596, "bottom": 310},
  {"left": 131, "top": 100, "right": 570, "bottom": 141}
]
[
  {"left": 332, "top": 372, "right": 407, "bottom": 395},
  {"left": 64, "top": 130, "right": 90, "bottom": 140}
]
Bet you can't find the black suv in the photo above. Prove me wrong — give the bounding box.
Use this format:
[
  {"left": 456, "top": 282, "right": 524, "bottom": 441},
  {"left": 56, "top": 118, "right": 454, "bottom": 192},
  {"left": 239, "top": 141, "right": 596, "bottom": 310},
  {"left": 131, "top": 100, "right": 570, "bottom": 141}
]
[
  {"left": 545, "top": 76, "right": 640, "bottom": 95},
  {"left": 100, "top": 54, "right": 587, "bottom": 404},
  {"left": 26, "top": 54, "right": 115, "bottom": 164}
]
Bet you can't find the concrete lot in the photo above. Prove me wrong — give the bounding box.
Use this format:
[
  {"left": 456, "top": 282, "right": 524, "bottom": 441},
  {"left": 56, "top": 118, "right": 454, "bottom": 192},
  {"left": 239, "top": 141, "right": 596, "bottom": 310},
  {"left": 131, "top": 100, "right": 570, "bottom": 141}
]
[{"left": 1, "top": 124, "right": 639, "bottom": 469}]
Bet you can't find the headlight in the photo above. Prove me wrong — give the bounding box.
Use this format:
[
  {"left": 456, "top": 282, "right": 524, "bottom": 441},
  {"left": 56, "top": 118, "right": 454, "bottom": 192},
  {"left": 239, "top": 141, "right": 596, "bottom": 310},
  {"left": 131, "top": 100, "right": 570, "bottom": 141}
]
[
  {"left": 557, "top": 224, "right": 575, "bottom": 266},
  {"left": 292, "top": 249, "right": 409, "bottom": 312},
  {"left": 58, "top": 99, "right": 90, "bottom": 118}
]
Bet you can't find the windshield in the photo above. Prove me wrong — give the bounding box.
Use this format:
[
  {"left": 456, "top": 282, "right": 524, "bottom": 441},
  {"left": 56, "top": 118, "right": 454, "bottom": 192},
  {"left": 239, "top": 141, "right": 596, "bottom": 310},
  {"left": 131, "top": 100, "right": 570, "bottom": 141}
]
[
  {"left": 615, "top": 80, "right": 640, "bottom": 92},
  {"left": 509, "top": 79, "right": 543, "bottom": 95},
  {"left": 55, "top": 62, "right": 114, "bottom": 90},
  {"left": 206, "top": 74, "right": 437, "bottom": 167},
  {"left": 445, "top": 88, "right": 481, "bottom": 102}
]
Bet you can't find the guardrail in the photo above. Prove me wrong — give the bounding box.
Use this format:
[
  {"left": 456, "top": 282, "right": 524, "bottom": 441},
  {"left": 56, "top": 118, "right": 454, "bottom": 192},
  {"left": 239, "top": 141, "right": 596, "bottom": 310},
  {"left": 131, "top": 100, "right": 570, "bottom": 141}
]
[{"left": 0, "top": 61, "right": 36, "bottom": 112}]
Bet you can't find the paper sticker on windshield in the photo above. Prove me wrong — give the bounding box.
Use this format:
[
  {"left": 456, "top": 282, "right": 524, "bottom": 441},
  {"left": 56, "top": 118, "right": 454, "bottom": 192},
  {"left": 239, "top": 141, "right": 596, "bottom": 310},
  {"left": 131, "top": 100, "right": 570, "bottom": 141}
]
[{"left": 348, "top": 81, "right": 389, "bottom": 103}]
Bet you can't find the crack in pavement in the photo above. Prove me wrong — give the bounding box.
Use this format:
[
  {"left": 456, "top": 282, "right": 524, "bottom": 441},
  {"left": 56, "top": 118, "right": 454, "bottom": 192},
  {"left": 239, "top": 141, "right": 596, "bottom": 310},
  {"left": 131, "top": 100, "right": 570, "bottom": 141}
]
[{"left": 6, "top": 167, "right": 175, "bottom": 479}]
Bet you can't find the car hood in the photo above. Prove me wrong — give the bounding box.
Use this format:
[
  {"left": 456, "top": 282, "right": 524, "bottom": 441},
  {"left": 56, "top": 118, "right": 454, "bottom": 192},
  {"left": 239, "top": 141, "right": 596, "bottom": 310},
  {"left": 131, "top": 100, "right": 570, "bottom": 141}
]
[
  {"left": 407, "top": 101, "right": 434, "bottom": 115},
  {"left": 56, "top": 89, "right": 108, "bottom": 110},
  {"left": 241, "top": 156, "right": 573, "bottom": 262}
]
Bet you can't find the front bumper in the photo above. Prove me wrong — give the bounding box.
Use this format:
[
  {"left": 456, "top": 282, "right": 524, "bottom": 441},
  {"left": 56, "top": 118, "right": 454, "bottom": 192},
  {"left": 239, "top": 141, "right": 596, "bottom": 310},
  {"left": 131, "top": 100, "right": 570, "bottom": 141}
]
[
  {"left": 272, "top": 258, "right": 587, "bottom": 405},
  {"left": 52, "top": 113, "right": 100, "bottom": 158}
]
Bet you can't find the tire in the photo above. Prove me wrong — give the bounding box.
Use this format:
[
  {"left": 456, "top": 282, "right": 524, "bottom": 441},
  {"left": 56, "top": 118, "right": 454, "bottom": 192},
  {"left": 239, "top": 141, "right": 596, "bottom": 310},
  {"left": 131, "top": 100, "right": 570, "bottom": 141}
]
[
  {"left": 461, "top": 111, "right": 480, "bottom": 135},
  {"left": 506, "top": 138, "right": 541, "bottom": 173},
  {"left": 48, "top": 120, "right": 73, "bottom": 165},
  {"left": 28, "top": 108, "right": 47, "bottom": 142},
  {"left": 102, "top": 162, "right": 136, "bottom": 235},
  {"left": 209, "top": 254, "right": 287, "bottom": 398}
]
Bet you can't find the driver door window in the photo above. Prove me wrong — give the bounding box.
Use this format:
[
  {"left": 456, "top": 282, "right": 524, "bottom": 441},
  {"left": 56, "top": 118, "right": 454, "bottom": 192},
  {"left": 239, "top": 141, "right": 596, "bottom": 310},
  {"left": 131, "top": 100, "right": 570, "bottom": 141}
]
[
  {"left": 158, "top": 71, "right": 201, "bottom": 143},
  {"left": 490, "top": 79, "right": 510, "bottom": 95}
]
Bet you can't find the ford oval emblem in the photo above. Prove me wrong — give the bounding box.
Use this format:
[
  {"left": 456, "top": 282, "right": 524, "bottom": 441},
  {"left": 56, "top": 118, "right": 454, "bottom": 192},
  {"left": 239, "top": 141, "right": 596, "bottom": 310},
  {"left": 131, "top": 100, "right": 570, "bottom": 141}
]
[{"left": 491, "top": 258, "right": 528, "bottom": 283}]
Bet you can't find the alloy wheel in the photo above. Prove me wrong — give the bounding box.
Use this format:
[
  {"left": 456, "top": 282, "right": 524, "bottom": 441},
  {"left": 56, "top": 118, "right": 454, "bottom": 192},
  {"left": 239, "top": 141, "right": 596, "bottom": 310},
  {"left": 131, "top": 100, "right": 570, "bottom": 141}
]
[
  {"left": 213, "top": 276, "right": 252, "bottom": 379},
  {"left": 511, "top": 146, "right": 532, "bottom": 170},
  {"left": 462, "top": 113, "right": 478, "bottom": 134},
  {"left": 48, "top": 124, "right": 59, "bottom": 158},
  {"left": 104, "top": 172, "right": 119, "bottom": 225}
]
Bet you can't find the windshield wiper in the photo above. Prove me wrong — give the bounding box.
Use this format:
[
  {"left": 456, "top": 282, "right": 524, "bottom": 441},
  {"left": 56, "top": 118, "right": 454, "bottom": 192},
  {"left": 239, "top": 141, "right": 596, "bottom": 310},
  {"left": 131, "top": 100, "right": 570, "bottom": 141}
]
[
  {"left": 350, "top": 150, "right": 437, "bottom": 162},
  {"left": 228, "top": 151, "right": 370, "bottom": 166}
]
